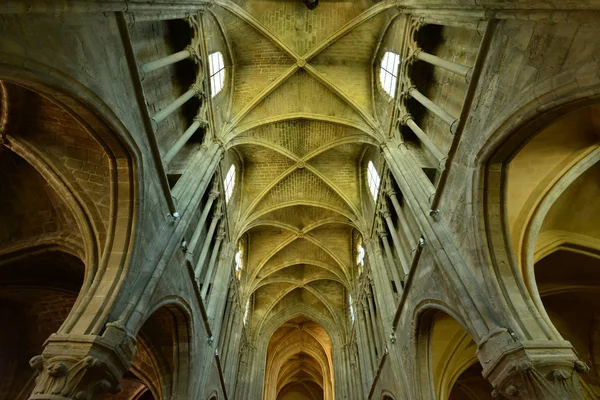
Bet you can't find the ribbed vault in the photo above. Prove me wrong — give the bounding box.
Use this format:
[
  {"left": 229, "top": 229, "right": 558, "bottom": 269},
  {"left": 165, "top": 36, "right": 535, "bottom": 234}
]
[
  {"left": 212, "top": 1, "right": 397, "bottom": 397},
  {"left": 265, "top": 316, "right": 333, "bottom": 400}
]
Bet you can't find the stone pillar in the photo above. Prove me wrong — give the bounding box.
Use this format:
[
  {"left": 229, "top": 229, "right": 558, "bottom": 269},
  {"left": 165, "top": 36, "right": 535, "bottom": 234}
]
[
  {"left": 361, "top": 303, "right": 377, "bottom": 372},
  {"left": 194, "top": 206, "right": 222, "bottom": 281},
  {"left": 356, "top": 309, "right": 374, "bottom": 383},
  {"left": 477, "top": 329, "right": 588, "bottom": 400},
  {"left": 399, "top": 113, "right": 445, "bottom": 165},
  {"left": 367, "top": 288, "right": 383, "bottom": 356},
  {"left": 27, "top": 325, "right": 135, "bottom": 400},
  {"left": 363, "top": 238, "right": 396, "bottom": 329},
  {"left": 386, "top": 189, "right": 417, "bottom": 251},
  {"left": 409, "top": 86, "right": 459, "bottom": 134},
  {"left": 151, "top": 82, "right": 203, "bottom": 127},
  {"left": 364, "top": 296, "right": 381, "bottom": 360},
  {"left": 201, "top": 227, "right": 226, "bottom": 299},
  {"left": 163, "top": 114, "right": 207, "bottom": 164},
  {"left": 188, "top": 186, "right": 219, "bottom": 253},
  {"left": 207, "top": 245, "right": 236, "bottom": 333},
  {"left": 415, "top": 49, "right": 473, "bottom": 83},
  {"left": 381, "top": 208, "right": 410, "bottom": 277},
  {"left": 140, "top": 45, "right": 196, "bottom": 75},
  {"left": 379, "top": 230, "right": 404, "bottom": 293}
]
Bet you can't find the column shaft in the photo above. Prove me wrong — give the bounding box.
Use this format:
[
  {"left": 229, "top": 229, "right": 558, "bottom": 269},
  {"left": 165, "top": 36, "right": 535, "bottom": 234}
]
[
  {"left": 367, "top": 293, "right": 383, "bottom": 355},
  {"left": 362, "top": 306, "right": 378, "bottom": 371},
  {"left": 359, "top": 308, "right": 376, "bottom": 375},
  {"left": 163, "top": 118, "right": 202, "bottom": 164},
  {"left": 201, "top": 235, "right": 225, "bottom": 299},
  {"left": 388, "top": 192, "right": 417, "bottom": 250},
  {"left": 417, "top": 50, "right": 471, "bottom": 78},
  {"left": 384, "top": 215, "right": 410, "bottom": 276},
  {"left": 141, "top": 48, "right": 191, "bottom": 74},
  {"left": 365, "top": 301, "right": 381, "bottom": 359},
  {"left": 409, "top": 87, "right": 457, "bottom": 129},
  {"left": 189, "top": 193, "right": 217, "bottom": 252},
  {"left": 380, "top": 233, "right": 404, "bottom": 293},
  {"left": 405, "top": 117, "right": 445, "bottom": 163},
  {"left": 152, "top": 86, "right": 197, "bottom": 125},
  {"left": 195, "top": 211, "right": 221, "bottom": 280}
]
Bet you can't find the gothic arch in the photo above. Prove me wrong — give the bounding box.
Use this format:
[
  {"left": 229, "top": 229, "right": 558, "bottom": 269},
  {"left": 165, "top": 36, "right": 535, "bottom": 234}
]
[
  {"left": 474, "top": 60, "right": 600, "bottom": 342},
  {"left": 130, "top": 298, "right": 194, "bottom": 400},
  {"left": 415, "top": 307, "right": 493, "bottom": 400},
  {"left": 0, "top": 54, "right": 139, "bottom": 335}
]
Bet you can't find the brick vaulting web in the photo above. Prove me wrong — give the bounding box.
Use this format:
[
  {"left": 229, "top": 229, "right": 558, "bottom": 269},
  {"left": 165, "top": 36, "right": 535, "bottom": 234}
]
[{"left": 213, "top": 1, "right": 395, "bottom": 397}]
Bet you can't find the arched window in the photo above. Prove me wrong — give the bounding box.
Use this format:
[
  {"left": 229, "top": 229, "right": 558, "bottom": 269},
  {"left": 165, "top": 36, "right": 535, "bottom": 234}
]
[
  {"left": 380, "top": 51, "right": 400, "bottom": 98},
  {"left": 367, "top": 161, "right": 380, "bottom": 200},
  {"left": 235, "top": 248, "right": 243, "bottom": 279},
  {"left": 209, "top": 51, "right": 225, "bottom": 97},
  {"left": 223, "top": 164, "right": 235, "bottom": 203},
  {"left": 357, "top": 243, "right": 365, "bottom": 276},
  {"left": 243, "top": 299, "right": 250, "bottom": 325},
  {"left": 349, "top": 294, "right": 355, "bottom": 324}
]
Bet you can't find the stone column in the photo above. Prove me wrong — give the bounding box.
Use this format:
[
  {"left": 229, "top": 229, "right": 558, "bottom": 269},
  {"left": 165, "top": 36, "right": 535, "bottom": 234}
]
[
  {"left": 151, "top": 82, "right": 203, "bottom": 127},
  {"left": 207, "top": 244, "right": 236, "bottom": 333},
  {"left": 361, "top": 303, "right": 377, "bottom": 372},
  {"left": 364, "top": 296, "right": 381, "bottom": 360},
  {"left": 409, "top": 86, "right": 459, "bottom": 134},
  {"left": 386, "top": 189, "right": 417, "bottom": 251},
  {"left": 140, "top": 45, "right": 196, "bottom": 75},
  {"left": 399, "top": 113, "right": 445, "bottom": 165},
  {"left": 381, "top": 208, "right": 410, "bottom": 277},
  {"left": 27, "top": 325, "right": 135, "bottom": 400},
  {"left": 188, "top": 186, "right": 219, "bottom": 253},
  {"left": 367, "top": 287, "right": 383, "bottom": 356},
  {"left": 201, "top": 228, "right": 226, "bottom": 299},
  {"left": 363, "top": 238, "right": 396, "bottom": 329},
  {"left": 379, "top": 230, "right": 404, "bottom": 293},
  {"left": 357, "top": 308, "right": 374, "bottom": 381},
  {"left": 415, "top": 49, "right": 473, "bottom": 83},
  {"left": 163, "top": 113, "right": 208, "bottom": 164},
  {"left": 194, "top": 207, "right": 222, "bottom": 281}
]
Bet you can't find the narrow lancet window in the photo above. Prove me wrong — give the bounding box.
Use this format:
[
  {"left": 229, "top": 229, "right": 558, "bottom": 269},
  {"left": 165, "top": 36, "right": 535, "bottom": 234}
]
[
  {"left": 380, "top": 51, "right": 400, "bottom": 98},
  {"left": 209, "top": 52, "right": 225, "bottom": 97},
  {"left": 224, "top": 164, "right": 236, "bottom": 203},
  {"left": 367, "top": 161, "right": 380, "bottom": 200}
]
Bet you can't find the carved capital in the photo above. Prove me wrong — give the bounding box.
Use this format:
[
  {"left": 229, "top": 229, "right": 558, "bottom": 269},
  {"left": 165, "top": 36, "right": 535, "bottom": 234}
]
[
  {"left": 185, "top": 43, "right": 202, "bottom": 63},
  {"left": 28, "top": 327, "right": 135, "bottom": 400},
  {"left": 478, "top": 330, "right": 586, "bottom": 400},
  {"left": 397, "top": 113, "right": 412, "bottom": 127},
  {"left": 193, "top": 113, "right": 209, "bottom": 127},
  {"left": 190, "top": 82, "right": 204, "bottom": 97}
]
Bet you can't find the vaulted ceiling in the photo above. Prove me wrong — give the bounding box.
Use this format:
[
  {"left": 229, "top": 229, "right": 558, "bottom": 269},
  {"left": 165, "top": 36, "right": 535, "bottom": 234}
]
[{"left": 208, "top": 1, "right": 399, "bottom": 397}]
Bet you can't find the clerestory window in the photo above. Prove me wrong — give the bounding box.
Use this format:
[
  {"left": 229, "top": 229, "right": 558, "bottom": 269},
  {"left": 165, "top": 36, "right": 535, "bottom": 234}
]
[
  {"left": 209, "top": 52, "right": 225, "bottom": 97},
  {"left": 224, "top": 164, "right": 236, "bottom": 203},
  {"left": 235, "top": 248, "right": 243, "bottom": 279},
  {"left": 357, "top": 243, "right": 365, "bottom": 276},
  {"left": 243, "top": 299, "right": 250, "bottom": 325},
  {"left": 380, "top": 51, "right": 400, "bottom": 98},
  {"left": 349, "top": 294, "right": 355, "bottom": 324},
  {"left": 367, "top": 161, "right": 380, "bottom": 200}
]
